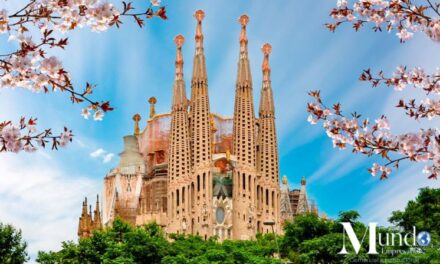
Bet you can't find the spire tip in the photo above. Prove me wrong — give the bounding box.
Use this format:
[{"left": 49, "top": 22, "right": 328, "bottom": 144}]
[
  {"left": 262, "top": 43, "right": 272, "bottom": 55},
  {"left": 194, "top": 10, "right": 205, "bottom": 22},
  {"left": 174, "top": 34, "right": 185, "bottom": 47},
  {"left": 239, "top": 15, "right": 249, "bottom": 26},
  {"left": 133, "top": 113, "right": 141, "bottom": 136}
]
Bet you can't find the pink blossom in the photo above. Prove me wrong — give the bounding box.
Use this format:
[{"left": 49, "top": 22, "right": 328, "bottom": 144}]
[
  {"left": 396, "top": 29, "right": 413, "bottom": 42},
  {"left": 40, "top": 57, "right": 62, "bottom": 78},
  {"left": 1, "top": 126, "right": 20, "bottom": 143},
  {"left": 375, "top": 117, "right": 390, "bottom": 130},
  {"left": 59, "top": 130, "right": 72, "bottom": 147},
  {"left": 151, "top": 0, "right": 161, "bottom": 7},
  {"left": 23, "top": 144, "right": 37, "bottom": 152},
  {"left": 93, "top": 110, "right": 104, "bottom": 121},
  {"left": 81, "top": 108, "right": 91, "bottom": 119},
  {"left": 425, "top": 19, "right": 440, "bottom": 42},
  {"left": 307, "top": 115, "right": 318, "bottom": 125},
  {"left": 0, "top": 9, "right": 8, "bottom": 33}
]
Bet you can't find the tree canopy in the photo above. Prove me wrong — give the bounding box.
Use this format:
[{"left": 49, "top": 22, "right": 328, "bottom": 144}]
[
  {"left": 0, "top": 188, "right": 437, "bottom": 263},
  {"left": 0, "top": 222, "right": 28, "bottom": 264}
]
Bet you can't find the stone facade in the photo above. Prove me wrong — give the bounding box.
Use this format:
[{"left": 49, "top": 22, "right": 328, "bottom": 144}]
[
  {"left": 287, "top": 176, "right": 317, "bottom": 218},
  {"left": 78, "top": 10, "right": 318, "bottom": 241},
  {"left": 78, "top": 196, "right": 102, "bottom": 238}
]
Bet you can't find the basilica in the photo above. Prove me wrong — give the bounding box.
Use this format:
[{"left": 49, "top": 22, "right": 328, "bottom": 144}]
[{"left": 78, "top": 10, "right": 317, "bottom": 241}]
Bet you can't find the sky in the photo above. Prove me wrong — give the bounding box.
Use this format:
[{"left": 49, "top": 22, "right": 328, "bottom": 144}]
[{"left": 1, "top": 0, "right": 440, "bottom": 261}]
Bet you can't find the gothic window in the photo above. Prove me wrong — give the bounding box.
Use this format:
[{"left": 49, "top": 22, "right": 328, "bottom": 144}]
[
  {"left": 176, "top": 189, "right": 180, "bottom": 206},
  {"left": 182, "top": 187, "right": 185, "bottom": 204},
  {"left": 171, "top": 192, "right": 174, "bottom": 217},
  {"left": 242, "top": 173, "right": 246, "bottom": 190},
  {"left": 272, "top": 191, "right": 275, "bottom": 208},
  {"left": 266, "top": 189, "right": 269, "bottom": 206},
  {"left": 191, "top": 183, "right": 195, "bottom": 208}
]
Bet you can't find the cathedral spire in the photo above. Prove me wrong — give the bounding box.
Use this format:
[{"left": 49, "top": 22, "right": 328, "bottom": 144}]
[
  {"left": 194, "top": 10, "right": 204, "bottom": 50},
  {"left": 192, "top": 10, "right": 207, "bottom": 82},
  {"left": 280, "top": 175, "right": 293, "bottom": 223},
  {"left": 239, "top": 15, "right": 249, "bottom": 51},
  {"left": 93, "top": 194, "right": 103, "bottom": 230},
  {"left": 168, "top": 34, "right": 192, "bottom": 234},
  {"left": 233, "top": 14, "right": 255, "bottom": 166},
  {"left": 259, "top": 43, "right": 275, "bottom": 116},
  {"left": 190, "top": 9, "right": 212, "bottom": 166},
  {"left": 78, "top": 197, "right": 93, "bottom": 239},
  {"left": 237, "top": 15, "right": 252, "bottom": 86},
  {"left": 82, "top": 197, "right": 88, "bottom": 215},
  {"left": 133, "top": 114, "right": 141, "bottom": 137},
  {"left": 148, "top": 97, "right": 156, "bottom": 118},
  {"left": 188, "top": 10, "right": 212, "bottom": 237},
  {"left": 172, "top": 35, "right": 187, "bottom": 109},
  {"left": 256, "top": 42, "right": 280, "bottom": 232},
  {"left": 262, "top": 43, "right": 271, "bottom": 81},
  {"left": 232, "top": 14, "right": 258, "bottom": 238}
]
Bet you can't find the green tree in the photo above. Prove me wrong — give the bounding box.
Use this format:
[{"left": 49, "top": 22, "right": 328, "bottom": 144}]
[
  {"left": 281, "top": 213, "right": 332, "bottom": 255},
  {"left": 337, "top": 210, "right": 360, "bottom": 223},
  {"left": 0, "top": 222, "right": 28, "bottom": 264},
  {"left": 37, "top": 219, "right": 282, "bottom": 264},
  {"left": 389, "top": 187, "right": 440, "bottom": 236}
]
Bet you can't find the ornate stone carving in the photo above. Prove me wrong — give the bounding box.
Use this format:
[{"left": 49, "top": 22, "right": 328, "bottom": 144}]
[{"left": 247, "top": 205, "right": 255, "bottom": 229}]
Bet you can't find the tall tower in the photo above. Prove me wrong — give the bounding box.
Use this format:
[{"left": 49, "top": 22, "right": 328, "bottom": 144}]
[
  {"left": 93, "top": 195, "right": 103, "bottom": 231},
  {"left": 78, "top": 197, "right": 93, "bottom": 239},
  {"left": 296, "top": 176, "right": 309, "bottom": 214},
  {"left": 257, "top": 43, "right": 281, "bottom": 232},
  {"left": 189, "top": 10, "right": 213, "bottom": 238},
  {"left": 232, "top": 15, "right": 257, "bottom": 239},
  {"left": 279, "top": 176, "right": 293, "bottom": 224},
  {"left": 167, "top": 35, "right": 193, "bottom": 234}
]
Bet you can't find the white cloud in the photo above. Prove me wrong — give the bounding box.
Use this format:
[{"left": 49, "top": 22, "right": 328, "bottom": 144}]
[
  {"left": 103, "top": 153, "right": 115, "bottom": 163},
  {"left": 0, "top": 153, "right": 100, "bottom": 262},
  {"left": 90, "top": 148, "right": 105, "bottom": 158},
  {"left": 90, "top": 148, "right": 115, "bottom": 163},
  {"left": 308, "top": 150, "right": 367, "bottom": 184}
]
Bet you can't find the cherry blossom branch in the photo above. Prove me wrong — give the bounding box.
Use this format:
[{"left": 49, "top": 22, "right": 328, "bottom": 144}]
[
  {"left": 0, "top": 0, "right": 167, "bottom": 152},
  {"left": 426, "top": 0, "right": 440, "bottom": 17},
  {"left": 307, "top": 90, "right": 440, "bottom": 180},
  {"left": 360, "top": 66, "right": 440, "bottom": 120},
  {"left": 0, "top": 29, "right": 113, "bottom": 120},
  {"left": 0, "top": 118, "right": 72, "bottom": 153},
  {"left": 327, "top": 0, "right": 440, "bottom": 42}
]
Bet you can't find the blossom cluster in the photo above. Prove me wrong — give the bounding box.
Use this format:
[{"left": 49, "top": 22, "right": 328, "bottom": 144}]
[
  {"left": 0, "top": 0, "right": 164, "bottom": 34},
  {"left": 360, "top": 66, "right": 440, "bottom": 120},
  {"left": 328, "top": 0, "right": 440, "bottom": 42},
  {"left": 0, "top": 1, "right": 165, "bottom": 152},
  {"left": 307, "top": 90, "right": 440, "bottom": 180},
  {"left": 0, "top": 118, "right": 72, "bottom": 153}
]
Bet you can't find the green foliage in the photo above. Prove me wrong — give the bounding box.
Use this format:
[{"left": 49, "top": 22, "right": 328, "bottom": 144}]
[
  {"left": 337, "top": 210, "right": 360, "bottom": 223},
  {"left": 37, "top": 219, "right": 281, "bottom": 264},
  {"left": 389, "top": 187, "right": 440, "bottom": 236},
  {"left": 36, "top": 188, "right": 440, "bottom": 263},
  {"left": 0, "top": 222, "right": 28, "bottom": 264},
  {"left": 37, "top": 219, "right": 168, "bottom": 264},
  {"left": 281, "top": 213, "right": 333, "bottom": 253}
]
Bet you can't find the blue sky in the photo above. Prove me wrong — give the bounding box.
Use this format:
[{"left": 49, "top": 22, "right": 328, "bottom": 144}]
[{"left": 1, "top": 0, "right": 439, "bottom": 260}]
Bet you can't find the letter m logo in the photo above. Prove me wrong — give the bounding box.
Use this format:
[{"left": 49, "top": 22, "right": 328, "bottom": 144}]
[{"left": 339, "top": 222, "right": 378, "bottom": 255}]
